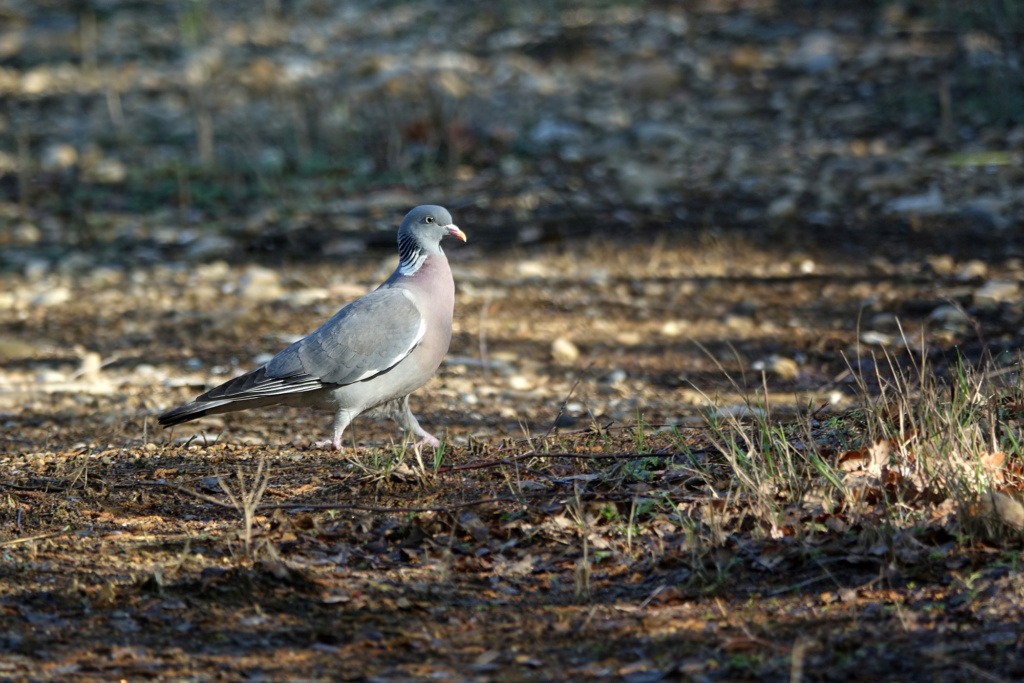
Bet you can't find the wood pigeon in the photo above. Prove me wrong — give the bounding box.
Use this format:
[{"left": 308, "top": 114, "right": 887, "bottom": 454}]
[{"left": 158, "top": 205, "right": 466, "bottom": 450}]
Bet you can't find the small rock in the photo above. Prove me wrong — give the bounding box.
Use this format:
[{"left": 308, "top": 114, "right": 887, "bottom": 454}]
[
  {"left": 551, "top": 337, "right": 580, "bottom": 364},
  {"left": 769, "top": 356, "right": 799, "bottom": 380},
  {"left": 957, "top": 259, "right": 988, "bottom": 281},
  {"left": 708, "top": 404, "right": 766, "bottom": 420},
  {"left": 32, "top": 287, "right": 71, "bottom": 307},
  {"left": 622, "top": 61, "right": 681, "bottom": 98},
  {"left": 868, "top": 256, "right": 892, "bottom": 274},
  {"left": 37, "top": 369, "right": 67, "bottom": 383},
  {"left": 88, "top": 158, "right": 127, "bottom": 184},
  {"left": 530, "top": 119, "right": 584, "bottom": 146},
  {"left": 884, "top": 186, "right": 944, "bottom": 215},
  {"left": 238, "top": 266, "right": 283, "bottom": 301},
  {"left": 860, "top": 331, "right": 892, "bottom": 346},
  {"left": 974, "top": 280, "right": 1020, "bottom": 306},
  {"left": 786, "top": 30, "right": 840, "bottom": 73},
  {"left": 925, "top": 254, "right": 955, "bottom": 275},
  {"left": 79, "top": 352, "right": 102, "bottom": 383},
  {"left": 961, "top": 198, "right": 1010, "bottom": 231},
  {"left": 186, "top": 235, "right": 236, "bottom": 261},
  {"left": 660, "top": 320, "right": 683, "bottom": 337},
  {"left": 615, "top": 331, "right": 642, "bottom": 346},
  {"left": 516, "top": 260, "right": 549, "bottom": 279},
  {"left": 929, "top": 305, "right": 970, "bottom": 327},
  {"left": 724, "top": 315, "right": 755, "bottom": 333},
  {"left": 767, "top": 195, "right": 798, "bottom": 219},
  {"left": 606, "top": 369, "right": 627, "bottom": 384},
  {"left": 41, "top": 143, "right": 77, "bottom": 171},
  {"left": 869, "top": 312, "right": 900, "bottom": 331},
  {"left": 508, "top": 375, "right": 532, "bottom": 391},
  {"left": 983, "top": 491, "right": 1024, "bottom": 530},
  {"left": 13, "top": 222, "right": 41, "bottom": 245}
]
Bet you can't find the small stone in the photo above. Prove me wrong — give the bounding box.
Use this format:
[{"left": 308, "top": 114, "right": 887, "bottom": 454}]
[
  {"left": 724, "top": 315, "right": 755, "bottom": 333},
  {"left": 660, "top": 320, "right": 683, "bottom": 337},
  {"left": 530, "top": 119, "right": 584, "bottom": 146},
  {"left": 885, "top": 186, "right": 944, "bottom": 214},
  {"left": 767, "top": 195, "right": 798, "bottom": 219},
  {"left": 961, "top": 198, "right": 1010, "bottom": 231},
  {"left": 88, "top": 158, "right": 127, "bottom": 184},
  {"left": 860, "top": 331, "right": 892, "bottom": 346},
  {"left": 516, "top": 260, "right": 549, "bottom": 279},
  {"left": 41, "top": 143, "right": 78, "bottom": 171},
  {"left": 926, "top": 255, "right": 955, "bottom": 275},
  {"left": 31, "top": 287, "right": 71, "bottom": 307},
  {"left": 238, "top": 266, "right": 283, "bottom": 301},
  {"left": 974, "top": 280, "right": 1020, "bottom": 306},
  {"left": 186, "top": 235, "right": 236, "bottom": 261},
  {"left": 615, "top": 331, "right": 642, "bottom": 346},
  {"left": 551, "top": 337, "right": 580, "bottom": 364},
  {"left": 769, "top": 356, "right": 799, "bottom": 380},
  {"left": 606, "top": 370, "right": 627, "bottom": 384},
  {"left": 37, "top": 369, "right": 67, "bottom": 383},
  {"left": 79, "top": 352, "right": 102, "bottom": 383},
  {"left": 929, "top": 305, "right": 970, "bottom": 326},
  {"left": 786, "top": 30, "right": 840, "bottom": 73},
  {"left": 957, "top": 259, "right": 988, "bottom": 281},
  {"left": 869, "top": 312, "right": 900, "bottom": 331},
  {"left": 508, "top": 375, "right": 532, "bottom": 391}
]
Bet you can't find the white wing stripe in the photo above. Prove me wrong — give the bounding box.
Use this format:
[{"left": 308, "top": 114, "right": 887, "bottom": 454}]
[{"left": 352, "top": 316, "right": 425, "bottom": 382}]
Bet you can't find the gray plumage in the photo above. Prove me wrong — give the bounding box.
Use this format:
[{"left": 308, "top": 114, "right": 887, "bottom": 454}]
[{"left": 158, "top": 205, "right": 466, "bottom": 450}]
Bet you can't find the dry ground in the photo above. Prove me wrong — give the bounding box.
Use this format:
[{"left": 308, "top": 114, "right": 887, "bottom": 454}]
[{"left": 2, "top": 228, "right": 1024, "bottom": 682}]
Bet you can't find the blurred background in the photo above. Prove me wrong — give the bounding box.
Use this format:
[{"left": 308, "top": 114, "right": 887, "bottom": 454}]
[
  {"left": 0, "top": 0, "right": 1021, "bottom": 267},
  {"left": 1, "top": 0, "right": 1023, "bottom": 449}
]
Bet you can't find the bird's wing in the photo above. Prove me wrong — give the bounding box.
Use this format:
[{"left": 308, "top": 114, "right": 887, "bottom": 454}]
[{"left": 198, "top": 288, "right": 424, "bottom": 403}]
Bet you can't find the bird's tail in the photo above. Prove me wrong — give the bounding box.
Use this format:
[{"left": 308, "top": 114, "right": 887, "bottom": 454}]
[{"left": 157, "top": 400, "right": 234, "bottom": 428}]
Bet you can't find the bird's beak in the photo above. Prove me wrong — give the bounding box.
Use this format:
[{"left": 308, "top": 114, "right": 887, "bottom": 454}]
[{"left": 446, "top": 224, "right": 467, "bottom": 242}]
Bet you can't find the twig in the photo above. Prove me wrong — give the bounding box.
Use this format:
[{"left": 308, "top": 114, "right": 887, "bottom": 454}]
[
  {"left": 542, "top": 372, "right": 586, "bottom": 440},
  {"left": 434, "top": 450, "right": 701, "bottom": 475},
  {"left": 260, "top": 493, "right": 543, "bottom": 513},
  {"left": 0, "top": 527, "right": 72, "bottom": 548}
]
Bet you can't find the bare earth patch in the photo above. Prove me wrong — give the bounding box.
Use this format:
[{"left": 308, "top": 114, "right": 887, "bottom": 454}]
[{"left": 3, "top": 236, "right": 1024, "bottom": 681}]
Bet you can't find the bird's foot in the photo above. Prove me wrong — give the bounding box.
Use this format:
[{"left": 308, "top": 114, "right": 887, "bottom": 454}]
[
  {"left": 416, "top": 433, "right": 440, "bottom": 448},
  {"left": 313, "top": 435, "right": 346, "bottom": 451}
]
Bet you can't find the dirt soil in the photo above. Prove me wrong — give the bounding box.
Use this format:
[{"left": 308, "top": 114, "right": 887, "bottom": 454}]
[{"left": 2, "top": 0, "right": 1024, "bottom": 681}]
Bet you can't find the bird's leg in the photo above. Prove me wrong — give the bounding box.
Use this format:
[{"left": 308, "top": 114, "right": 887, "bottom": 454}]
[
  {"left": 395, "top": 396, "right": 440, "bottom": 448},
  {"left": 315, "top": 409, "right": 352, "bottom": 451}
]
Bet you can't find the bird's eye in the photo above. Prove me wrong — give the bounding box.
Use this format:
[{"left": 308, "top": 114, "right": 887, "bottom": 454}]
[{"left": 425, "top": 216, "right": 434, "bottom": 224}]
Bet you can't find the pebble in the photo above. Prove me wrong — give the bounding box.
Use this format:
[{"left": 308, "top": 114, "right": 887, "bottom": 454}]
[
  {"left": 767, "top": 195, "right": 798, "bottom": 219},
  {"left": 238, "top": 266, "right": 283, "bottom": 301},
  {"left": 551, "top": 337, "right": 580, "bottom": 364},
  {"left": 606, "top": 370, "right": 627, "bottom": 384},
  {"left": 660, "top": 320, "right": 683, "bottom": 337},
  {"left": 186, "top": 235, "right": 236, "bottom": 261},
  {"left": 508, "top": 375, "right": 532, "bottom": 391},
  {"left": 860, "top": 331, "right": 892, "bottom": 346},
  {"left": 974, "top": 280, "right": 1020, "bottom": 306},
  {"left": 957, "top": 259, "right": 988, "bottom": 281},
  {"left": 925, "top": 255, "right": 955, "bottom": 275},
  {"left": 769, "top": 356, "right": 800, "bottom": 380},
  {"left": 31, "top": 287, "right": 71, "bottom": 307},
  {"left": 929, "top": 305, "right": 970, "bottom": 326},
  {"left": 884, "top": 186, "right": 944, "bottom": 214}
]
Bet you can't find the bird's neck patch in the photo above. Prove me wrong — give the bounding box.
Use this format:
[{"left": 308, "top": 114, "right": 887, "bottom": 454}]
[{"left": 398, "top": 233, "right": 430, "bottom": 276}]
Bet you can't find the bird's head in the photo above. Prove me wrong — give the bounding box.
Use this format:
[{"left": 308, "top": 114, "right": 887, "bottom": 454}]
[{"left": 398, "top": 205, "right": 467, "bottom": 253}]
